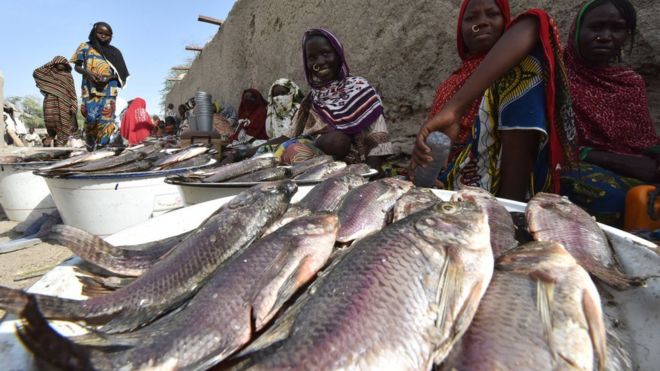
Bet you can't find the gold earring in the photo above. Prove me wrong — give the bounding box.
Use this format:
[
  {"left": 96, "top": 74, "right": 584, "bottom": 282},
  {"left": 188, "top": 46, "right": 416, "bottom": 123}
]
[
  {"left": 312, "top": 64, "right": 321, "bottom": 72},
  {"left": 472, "top": 25, "right": 480, "bottom": 33}
]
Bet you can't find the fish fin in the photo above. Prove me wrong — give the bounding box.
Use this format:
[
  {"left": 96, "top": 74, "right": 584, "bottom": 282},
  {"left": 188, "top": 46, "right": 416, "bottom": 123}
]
[
  {"left": 582, "top": 288, "right": 607, "bottom": 371},
  {"left": 588, "top": 264, "right": 644, "bottom": 290},
  {"left": 536, "top": 279, "right": 557, "bottom": 362},
  {"left": 16, "top": 295, "right": 105, "bottom": 370},
  {"left": 434, "top": 253, "right": 463, "bottom": 332},
  {"left": 255, "top": 254, "right": 317, "bottom": 329},
  {"left": 77, "top": 275, "right": 120, "bottom": 297}
]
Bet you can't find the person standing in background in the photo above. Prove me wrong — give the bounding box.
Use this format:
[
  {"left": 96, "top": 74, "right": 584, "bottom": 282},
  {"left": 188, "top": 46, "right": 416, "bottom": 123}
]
[
  {"left": 24, "top": 127, "right": 42, "bottom": 147},
  {"left": 33, "top": 56, "right": 78, "bottom": 146},
  {"left": 71, "top": 22, "right": 129, "bottom": 150},
  {"left": 120, "top": 98, "right": 154, "bottom": 145},
  {"left": 165, "top": 103, "right": 176, "bottom": 119}
]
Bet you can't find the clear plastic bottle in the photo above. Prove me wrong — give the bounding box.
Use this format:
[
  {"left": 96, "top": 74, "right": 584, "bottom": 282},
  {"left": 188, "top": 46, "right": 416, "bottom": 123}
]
[{"left": 414, "top": 132, "right": 451, "bottom": 188}]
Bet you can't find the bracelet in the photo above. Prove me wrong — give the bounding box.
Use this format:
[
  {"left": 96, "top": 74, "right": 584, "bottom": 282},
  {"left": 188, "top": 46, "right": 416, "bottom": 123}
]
[{"left": 579, "top": 147, "right": 593, "bottom": 161}]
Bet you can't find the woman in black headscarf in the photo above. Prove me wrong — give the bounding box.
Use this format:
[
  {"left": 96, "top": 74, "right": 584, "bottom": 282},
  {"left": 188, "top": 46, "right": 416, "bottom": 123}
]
[{"left": 70, "top": 22, "right": 129, "bottom": 150}]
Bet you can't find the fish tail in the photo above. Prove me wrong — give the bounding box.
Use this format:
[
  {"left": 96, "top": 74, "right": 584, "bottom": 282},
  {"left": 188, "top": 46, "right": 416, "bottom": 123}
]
[
  {"left": 16, "top": 295, "right": 109, "bottom": 370},
  {"left": 590, "top": 265, "right": 645, "bottom": 290}
]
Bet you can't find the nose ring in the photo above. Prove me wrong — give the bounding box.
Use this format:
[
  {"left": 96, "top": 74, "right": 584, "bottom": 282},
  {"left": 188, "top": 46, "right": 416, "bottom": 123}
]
[
  {"left": 595, "top": 36, "right": 602, "bottom": 41},
  {"left": 312, "top": 64, "right": 321, "bottom": 72},
  {"left": 472, "top": 25, "right": 480, "bottom": 33}
]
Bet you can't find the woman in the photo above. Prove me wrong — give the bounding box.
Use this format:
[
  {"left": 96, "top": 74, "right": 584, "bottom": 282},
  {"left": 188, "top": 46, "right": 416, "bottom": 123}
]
[
  {"left": 561, "top": 0, "right": 660, "bottom": 226},
  {"left": 228, "top": 89, "right": 268, "bottom": 144},
  {"left": 71, "top": 22, "right": 129, "bottom": 150},
  {"left": 33, "top": 56, "right": 78, "bottom": 146},
  {"left": 284, "top": 28, "right": 393, "bottom": 171},
  {"left": 120, "top": 98, "right": 153, "bottom": 145},
  {"left": 412, "top": 0, "right": 575, "bottom": 201},
  {"left": 265, "top": 78, "right": 304, "bottom": 139}
]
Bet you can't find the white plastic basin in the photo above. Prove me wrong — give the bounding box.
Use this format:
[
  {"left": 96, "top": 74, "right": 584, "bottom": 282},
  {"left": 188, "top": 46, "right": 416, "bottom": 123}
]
[{"left": 0, "top": 161, "right": 56, "bottom": 222}]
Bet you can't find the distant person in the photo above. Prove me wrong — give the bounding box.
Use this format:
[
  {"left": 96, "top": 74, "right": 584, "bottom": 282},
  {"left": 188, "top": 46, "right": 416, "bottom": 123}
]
[
  {"left": 164, "top": 116, "right": 177, "bottom": 136},
  {"left": 265, "top": 78, "right": 304, "bottom": 139},
  {"left": 560, "top": 0, "right": 660, "bottom": 226},
  {"left": 33, "top": 56, "right": 79, "bottom": 146},
  {"left": 120, "top": 98, "right": 154, "bottom": 145},
  {"left": 165, "top": 103, "right": 176, "bottom": 119},
  {"left": 228, "top": 89, "right": 268, "bottom": 144},
  {"left": 2, "top": 103, "right": 25, "bottom": 146},
  {"left": 152, "top": 115, "right": 162, "bottom": 135},
  {"left": 71, "top": 21, "right": 129, "bottom": 150},
  {"left": 24, "top": 127, "right": 42, "bottom": 147}
]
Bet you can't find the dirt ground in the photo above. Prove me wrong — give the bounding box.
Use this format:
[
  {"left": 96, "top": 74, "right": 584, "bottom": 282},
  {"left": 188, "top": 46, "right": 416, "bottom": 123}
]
[{"left": 0, "top": 208, "right": 72, "bottom": 319}]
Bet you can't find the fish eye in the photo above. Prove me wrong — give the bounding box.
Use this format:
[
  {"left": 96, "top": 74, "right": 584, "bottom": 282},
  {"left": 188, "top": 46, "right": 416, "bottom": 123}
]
[{"left": 441, "top": 204, "right": 456, "bottom": 213}]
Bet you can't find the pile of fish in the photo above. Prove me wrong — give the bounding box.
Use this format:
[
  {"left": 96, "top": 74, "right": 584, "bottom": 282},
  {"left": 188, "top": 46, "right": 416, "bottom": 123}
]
[
  {"left": 34, "top": 144, "right": 214, "bottom": 177},
  {"left": 167, "top": 154, "right": 374, "bottom": 184},
  {"left": 0, "top": 150, "right": 77, "bottom": 164},
  {"left": 0, "top": 177, "right": 655, "bottom": 370}
]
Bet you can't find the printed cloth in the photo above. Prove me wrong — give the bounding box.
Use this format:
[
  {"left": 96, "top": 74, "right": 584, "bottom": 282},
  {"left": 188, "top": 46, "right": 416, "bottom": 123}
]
[
  {"left": 33, "top": 56, "right": 78, "bottom": 146},
  {"left": 564, "top": 6, "right": 659, "bottom": 155}
]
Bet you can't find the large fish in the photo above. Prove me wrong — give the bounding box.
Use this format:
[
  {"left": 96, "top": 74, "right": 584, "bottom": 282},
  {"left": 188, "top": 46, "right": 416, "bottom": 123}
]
[
  {"left": 0, "top": 181, "right": 296, "bottom": 332},
  {"left": 159, "top": 154, "right": 212, "bottom": 170},
  {"left": 391, "top": 187, "right": 440, "bottom": 222},
  {"left": 526, "top": 193, "right": 637, "bottom": 289},
  {"left": 37, "top": 150, "right": 117, "bottom": 171},
  {"left": 17, "top": 213, "right": 339, "bottom": 371},
  {"left": 202, "top": 156, "right": 277, "bottom": 183},
  {"left": 47, "top": 225, "right": 190, "bottom": 276},
  {"left": 443, "top": 241, "right": 606, "bottom": 371},
  {"left": 293, "top": 161, "right": 346, "bottom": 182},
  {"left": 88, "top": 160, "right": 153, "bottom": 174},
  {"left": 230, "top": 167, "right": 291, "bottom": 182},
  {"left": 336, "top": 177, "right": 412, "bottom": 242},
  {"left": 264, "top": 173, "right": 366, "bottom": 235},
  {"left": 236, "top": 201, "right": 493, "bottom": 370},
  {"left": 451, "top": 186, "right": 518, "bottom": 257},
  {"left": 153, "top": 145, "right": 209, "bottom": 169}
]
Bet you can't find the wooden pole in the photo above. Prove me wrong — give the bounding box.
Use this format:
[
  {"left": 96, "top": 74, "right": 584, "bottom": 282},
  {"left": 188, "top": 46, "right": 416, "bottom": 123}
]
[
  {"left": 185, "top": 46, "right": 204, "bottom": 52},
  {"left": 168, "top": 78, "right": 183, "bottom": 82},
  {"left": 171, "top": 66, "right": 190, "bottom": 71},
  {"left": 198, "top": 15, "right": 224, "bottom": 26}
]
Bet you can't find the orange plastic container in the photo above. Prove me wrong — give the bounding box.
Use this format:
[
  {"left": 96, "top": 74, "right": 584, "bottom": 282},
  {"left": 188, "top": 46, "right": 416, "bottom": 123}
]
[{"left": 624, "top": 185, "right": 660, "bottom": 231}]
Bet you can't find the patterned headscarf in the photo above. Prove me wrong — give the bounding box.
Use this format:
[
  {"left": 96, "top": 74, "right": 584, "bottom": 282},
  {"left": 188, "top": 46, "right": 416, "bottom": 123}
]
[
  {"left": 564, "top": 1, "right": 659, "bottom": 155},
  {"left": 302, "top": 28, "right": 384, "bottom": 135},
  {"left": 33, "top": 56, "right": 78, "bottom": 110},
  {"left": 429, "top": 0, "right": 511, "bottom": 143},
  {"left": 266, "top": 78, "right": 304, "bottom": 139}
]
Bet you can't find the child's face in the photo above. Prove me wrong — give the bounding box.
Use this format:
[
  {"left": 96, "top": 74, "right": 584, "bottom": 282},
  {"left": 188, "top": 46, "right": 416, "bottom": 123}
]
[{"left": 305, "top": 35, "right": 341, "bottom": 85}]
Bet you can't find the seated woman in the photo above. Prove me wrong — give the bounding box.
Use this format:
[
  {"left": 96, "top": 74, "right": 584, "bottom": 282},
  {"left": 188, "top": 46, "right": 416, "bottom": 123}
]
[
  {"left": 266, "top": 78, "right": 304, "bottom": 139},
  {"left": 412, "top": 0, "right": 576, "bottom": 202},
  {"left": 281, "top": 28, "right": 393, "bottom": 172},
  {"left": 561, "top": 0, "right": 660, "bottom": 227},
  {"left": 228, "top": 88, "right": 269, "bottom": 145}
]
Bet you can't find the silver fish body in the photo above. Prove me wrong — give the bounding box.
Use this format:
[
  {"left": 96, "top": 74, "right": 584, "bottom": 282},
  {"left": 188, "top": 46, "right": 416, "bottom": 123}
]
[
  {"left": 239, "top": 201, "right": 493, "bottom": 370},
  {"left": 336, "top": 177, "right": 412, "bottom": 242},
  {"left": 202, "top": 157, "right": 277, "bottom": 183},
  {"left": 0, "top": 181, "right": 296, "bottom": 333},
  {"left": 444, "top": 241, "right": 606, "bottom": 371},
  {"left": 231, "top": 167, "right": 291, "bottom": 182},
  {"left": 153, "top": 145, "right": 209, "bottom": 168},
  {"left": 451, "top": 186, "right": 517, "bottom": 257},
  {"left": 526, "top": 193, "right": 635, "bottom": 289},
  {"left": 289, "top": 155, "right": 334, "bottom": 177},
  {"left": 293, "top": 161, "right": 347, "bottom": 181},
  {"left": 38, "top": 150, "right": 117, "bottom": 171}
]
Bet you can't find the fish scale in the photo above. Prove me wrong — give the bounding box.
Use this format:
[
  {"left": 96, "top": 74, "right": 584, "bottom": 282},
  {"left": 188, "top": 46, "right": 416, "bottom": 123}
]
[{"left": 239, "top": 201, "right": 493, "bottom": 370}]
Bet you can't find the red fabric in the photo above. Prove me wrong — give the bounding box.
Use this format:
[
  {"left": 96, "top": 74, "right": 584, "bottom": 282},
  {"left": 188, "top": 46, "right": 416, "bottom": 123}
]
[
  {"left": 564, "top": 25, "right": 659, "bottom": 155},
  {"left": 430, "top": 0, "right": 511, "bottom": 144},
  {"left": 120, "top": 98, "right": 153, "bottom": 145},
  {"left": 231, "top": 88, "right": 268, "bottom": 141}
]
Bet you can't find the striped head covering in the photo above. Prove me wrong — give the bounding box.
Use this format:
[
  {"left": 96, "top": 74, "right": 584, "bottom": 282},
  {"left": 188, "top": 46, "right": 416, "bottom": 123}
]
[
  {"left": 33, "top": 56, "right": 77, "bottom": 109},
  {"left": 302, "top": 28, "right": 384, "bottom": 135}
]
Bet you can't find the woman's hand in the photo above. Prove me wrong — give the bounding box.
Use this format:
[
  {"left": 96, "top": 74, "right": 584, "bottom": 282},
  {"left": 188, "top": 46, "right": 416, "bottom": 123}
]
[{"left": 411, "top": 108, "right": 459, "bottom": 167}]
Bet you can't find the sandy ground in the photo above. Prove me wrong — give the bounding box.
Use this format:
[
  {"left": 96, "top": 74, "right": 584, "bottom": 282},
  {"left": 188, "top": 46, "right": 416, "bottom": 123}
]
[{"left": 0, "top": 208, "right": 73, "bottom": 319}]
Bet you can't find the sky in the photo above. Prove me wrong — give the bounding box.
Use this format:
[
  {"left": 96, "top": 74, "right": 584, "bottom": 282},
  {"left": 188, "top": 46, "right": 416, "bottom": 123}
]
[{"left": 0, "top": 0, "right": 236, "bottom": 116}]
